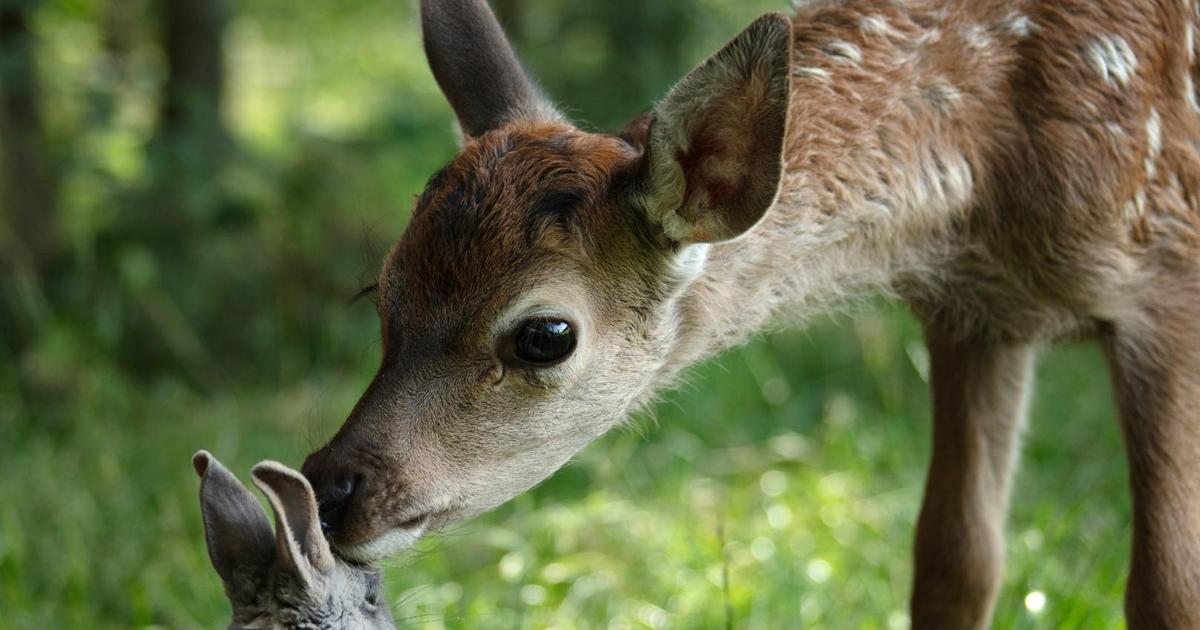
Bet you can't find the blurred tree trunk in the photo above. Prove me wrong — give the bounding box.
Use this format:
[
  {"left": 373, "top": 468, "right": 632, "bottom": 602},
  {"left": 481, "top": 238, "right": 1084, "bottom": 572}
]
[
  {"left": 0, "top": 0, "right": 58, "bottom": 276},
  {"left": 0, "top": 0, "right": 58, "bottom": 360},
  {"left": 159, "top": 0, "right": 226, "bottom": 144},
  {"left": 151, "top": 0, "right": 229, "bottom": 226},
  {"left": 130, "top": 0, "right": 230, "bottom": 389}
]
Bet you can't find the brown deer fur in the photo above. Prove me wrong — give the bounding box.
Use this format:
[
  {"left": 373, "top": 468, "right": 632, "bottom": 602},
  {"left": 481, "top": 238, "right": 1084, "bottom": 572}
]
[{"left": 303, "top": 0, "right": 1200, "bottom": 626}]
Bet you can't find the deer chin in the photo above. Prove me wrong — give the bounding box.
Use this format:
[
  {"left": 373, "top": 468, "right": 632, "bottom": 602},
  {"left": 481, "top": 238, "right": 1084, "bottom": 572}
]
[{"left": 337, "top": 521, "right": 430, "bottom": 563}]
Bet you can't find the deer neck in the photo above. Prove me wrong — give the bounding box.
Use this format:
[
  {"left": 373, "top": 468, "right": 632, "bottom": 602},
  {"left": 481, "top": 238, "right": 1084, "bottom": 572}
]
[{"left": 660, "top": 0, "right": 1027, "bottom": 378}]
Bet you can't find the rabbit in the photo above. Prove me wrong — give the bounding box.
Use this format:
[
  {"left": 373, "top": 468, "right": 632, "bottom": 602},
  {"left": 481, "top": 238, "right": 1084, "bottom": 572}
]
[{"left": 193, "top": 451, "right": 395, "bottom": 629}]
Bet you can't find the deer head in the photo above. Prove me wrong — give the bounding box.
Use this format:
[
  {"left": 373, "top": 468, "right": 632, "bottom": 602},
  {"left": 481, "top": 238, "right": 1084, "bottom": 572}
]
[
  {"left": 302, "top": 0, "right": 793, "bottom": 562},
  {"left": 194, "top": 451, "right": 394, "bottom": 628}
]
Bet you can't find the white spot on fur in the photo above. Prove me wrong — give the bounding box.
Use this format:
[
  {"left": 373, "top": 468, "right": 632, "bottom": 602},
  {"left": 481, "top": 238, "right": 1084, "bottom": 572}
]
[
  {"left": 1105, "top": 121, "right": 1125, "bottom": 138},
  {"left": 823, "top": 39, "right": 863, "bottom": 65},
  {"left": 1146, "top": 109, "right": 1162, "bottom": 153},
  {"left": 859, "top": 14, "right": 895, "bottom": 38},
  {"left": 1186, "top": 22, "right": 1195, "bottom": 64},
  {"left": 1185, "top": 74, "right": 1200, "bottom": 113},
  {"left": 1144, "top": 108, "right": 1162, "bottom": 179},
  {"left": 914, "top": 147, "right": 973, "bottom": 209},
  {"left": 1122, "top": 188, "right": 1148, "bottom": 224},
  {"left": 916, "top": 28, "right": 942, "bottom": 47},
  {"left": 964, "top": 24, "right": 991, "bottom": 50},
  {"left": 940, "top": 152, "right": 974, "bottom": 204},
  {"left": 1086, "top": 34, "right": 1139, "bottom": 86},
  {"left": 1003, "top": 12, "right": 1034, "bottom": 38},
  {"left": 793, "top": 66, "right": 832, "bottom": 81}
]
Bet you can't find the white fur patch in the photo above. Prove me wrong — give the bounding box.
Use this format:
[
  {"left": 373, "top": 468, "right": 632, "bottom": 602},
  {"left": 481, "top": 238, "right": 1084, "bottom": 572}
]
[
  {"left": 1123, "top": 188, "right": 1148, "bottom": 223},
  {"left": 1003, "top": 12, "right": 1033, "bottom": 38},
  {"left": 964, "top": 24, "right": 991, "bottom": 50},
  {"left": 916, "top": 28, "right": 942, "bottom": 47},
  {"left": 940, "top": 152, "right": 974, "bottom": 204},
  {"left": 793, "top": 66, "right": 832, "bottom": 81},
  {"left": 859, "top": 14, "right": 895, "bottom": 38},
  {"left": 1086, "top": 34, "right": 1139, "bottom": 86},
  {"left": 1185, "top": 74, "right": 1200, "bottom": 113},
  {"left": 823, "top": 39, "right": 863, "bottom": 65},
  {"left": 1145, "top": 108, "right": 1162, "bottom": 179},
  {"left": 1186, "top": 22, "right": 1196, "bottom": 64},
  {"left": 914, "top": 147, "right": 974, "bottom": 209}
]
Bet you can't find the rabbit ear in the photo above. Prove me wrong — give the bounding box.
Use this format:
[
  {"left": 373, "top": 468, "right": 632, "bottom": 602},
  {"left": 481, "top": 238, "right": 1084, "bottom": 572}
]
[
  {"left": 251, "top": 460, "right": 336, "bottom": 584},
  {"left": 193, "top": 451, "right": 275, "bottom": 590}
]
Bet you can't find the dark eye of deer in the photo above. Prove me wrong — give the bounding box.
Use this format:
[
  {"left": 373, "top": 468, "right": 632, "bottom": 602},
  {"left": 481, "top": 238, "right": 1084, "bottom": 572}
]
[{"left": 514, "top": 318, "right": 576, "bottom": 365}]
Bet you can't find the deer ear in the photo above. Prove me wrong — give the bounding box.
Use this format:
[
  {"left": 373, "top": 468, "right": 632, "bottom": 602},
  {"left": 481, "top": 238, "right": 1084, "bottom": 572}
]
[
  {"left": 421, "top": 0, "right": 559, "bottom": 137},
  {"left": 194, "top": 451, "right": 275, "bottom": 590},
  {"left": 641, "top": 14, "right": 792, "bottom": 244},
  {"left": 251, "top": 461, "right": 336, "bottom": 584}
]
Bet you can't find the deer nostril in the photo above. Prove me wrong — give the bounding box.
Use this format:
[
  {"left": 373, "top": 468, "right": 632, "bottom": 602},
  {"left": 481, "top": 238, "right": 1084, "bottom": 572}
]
[
  {"left": 331, "top": 476, "right": 354, "bottom": 500},
  {"left": 316, "top": 473, "right": 360, "bottom": 536}
]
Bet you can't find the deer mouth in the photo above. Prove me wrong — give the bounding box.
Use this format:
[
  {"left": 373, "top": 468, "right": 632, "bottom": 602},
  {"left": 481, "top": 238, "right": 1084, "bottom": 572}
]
[
  {"left": 337, "top": 519, "right": 429, "bottom": 563},
  {"left": 334, "top": 510, "right": 447, "bottom": 563}
]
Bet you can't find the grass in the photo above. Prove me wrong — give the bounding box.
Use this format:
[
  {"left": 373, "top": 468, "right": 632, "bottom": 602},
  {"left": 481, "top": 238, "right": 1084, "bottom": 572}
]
[{"left": 0, "top": 304, "right": 1131, "bottom": 628}]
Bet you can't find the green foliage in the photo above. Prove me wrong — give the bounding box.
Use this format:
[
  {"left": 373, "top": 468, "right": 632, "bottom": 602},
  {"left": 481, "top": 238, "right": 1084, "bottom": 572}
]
[
  {"left": 0, "top": 309, "right": 1130, "bottom": 628},
  {"left": 1, "top": 0, "right": 1130, "bottom": 627}
]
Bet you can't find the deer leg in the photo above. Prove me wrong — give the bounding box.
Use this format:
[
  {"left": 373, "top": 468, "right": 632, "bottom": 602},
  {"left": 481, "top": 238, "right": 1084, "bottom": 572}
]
[
  {"left": 910, "top": 334, "right": 1035, "bottom": 629},
  {"left": 1103, "top": 297, "right": 1200, "bottom": 629}
]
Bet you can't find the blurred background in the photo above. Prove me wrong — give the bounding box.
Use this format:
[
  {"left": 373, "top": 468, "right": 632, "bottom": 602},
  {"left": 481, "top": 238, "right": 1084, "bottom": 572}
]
[{"left": 0, "top": 0, "right": 1131, "bottom": 627}]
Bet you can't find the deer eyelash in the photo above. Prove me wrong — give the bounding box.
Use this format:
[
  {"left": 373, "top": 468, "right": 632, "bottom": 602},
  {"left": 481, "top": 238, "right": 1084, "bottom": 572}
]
[{"left": 349, "top": 283, "right": 379, "bottom": 306}]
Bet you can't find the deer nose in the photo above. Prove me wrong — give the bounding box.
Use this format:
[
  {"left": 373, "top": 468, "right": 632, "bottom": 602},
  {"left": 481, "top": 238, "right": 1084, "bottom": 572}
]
[
  {"left": 303, "top": 453, "right": 365, "bottom": 537},
  {"left": 315, "top": 473, "right": 359, "bottom": 535}
]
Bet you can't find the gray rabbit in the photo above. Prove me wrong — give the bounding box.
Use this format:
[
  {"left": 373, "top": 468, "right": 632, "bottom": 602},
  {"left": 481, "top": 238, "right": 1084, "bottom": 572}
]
[{"left": 193, "top": 451, "right": 395, "bottom": 629}]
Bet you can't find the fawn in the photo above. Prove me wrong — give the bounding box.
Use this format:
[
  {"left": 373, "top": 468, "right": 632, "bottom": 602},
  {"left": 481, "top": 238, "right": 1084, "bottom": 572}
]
[
  {"left": 301, "top": 0, "right": 1200, "bottom": 626},
  {"left": 194, "top": 452, "right": 394, "bottom": 628}
]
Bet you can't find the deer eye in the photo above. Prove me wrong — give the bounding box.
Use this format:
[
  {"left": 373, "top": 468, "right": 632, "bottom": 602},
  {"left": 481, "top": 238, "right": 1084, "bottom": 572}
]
[{"left": 513, "top": 318, "right": 576, "bottom": 366}]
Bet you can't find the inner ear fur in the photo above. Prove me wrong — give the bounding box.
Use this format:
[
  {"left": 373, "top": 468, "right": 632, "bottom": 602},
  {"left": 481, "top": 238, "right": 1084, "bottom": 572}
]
[
  {"left": 251, "top": 461, "right": 336, "bottom": 582},
  {"left": 643, "top": 13, "right": 792, "bottom": 244}
]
